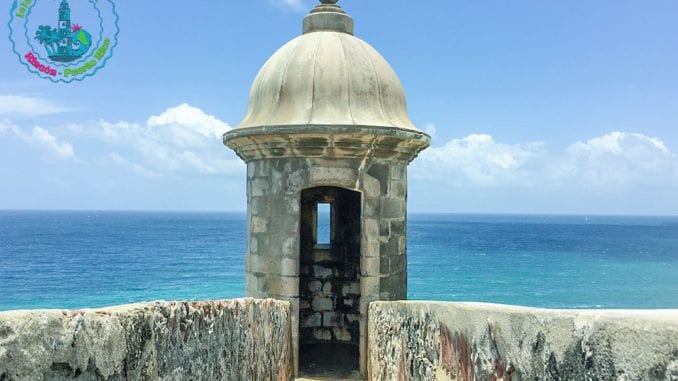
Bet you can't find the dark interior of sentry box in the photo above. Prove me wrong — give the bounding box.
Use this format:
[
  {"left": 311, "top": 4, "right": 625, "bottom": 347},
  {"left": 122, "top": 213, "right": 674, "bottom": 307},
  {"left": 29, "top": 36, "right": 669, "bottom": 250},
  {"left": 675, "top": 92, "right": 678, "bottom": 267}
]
[{"left": 299, "top": 186, "right": 361, "bottom": 377}]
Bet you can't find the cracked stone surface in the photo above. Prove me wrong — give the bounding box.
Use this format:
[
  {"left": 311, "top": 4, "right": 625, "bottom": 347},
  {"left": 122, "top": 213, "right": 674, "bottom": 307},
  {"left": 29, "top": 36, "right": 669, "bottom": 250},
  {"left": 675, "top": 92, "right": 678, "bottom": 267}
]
[
  {"left": 0, "top": 298, "right": 291, "bottom": 381},
  {"left": 368, "top": 301, "right": 678, "bottom": 381}
]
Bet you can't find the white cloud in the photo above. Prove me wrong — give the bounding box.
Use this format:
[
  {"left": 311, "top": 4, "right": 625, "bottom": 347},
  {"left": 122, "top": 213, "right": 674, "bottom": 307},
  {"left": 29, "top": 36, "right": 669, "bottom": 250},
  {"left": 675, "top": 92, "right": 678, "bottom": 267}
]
[
  {"left": 1, "top": 103, "right": 239, "bottom": 174},
  {"left": 0, "top": 119, "right": 21, "bottom": 135},
  {"left": 68, "top": 104, "right": 242, "bottom": 177},
  {"left": 268, "top": 0, "right": 307, "bottom": 11},
  {"left": 415, "top": 131, "right": 678, "bottom": 190},
  {"left": 417, "top": 134, "right": 544, "bottom": 186},
  {"left": 0, "top": 95, "right": 70, "bottom": 116},
  {"left": 30, "top": 127, "right": 76, "bottom": 160},
  {"left": 558, "top": 131, "right": 678, "bottom": 187},
  {"left": 0, "top": 119, "right": 76, "bottom": 160},
  {"left": 147, "top": 103, "right": 231, "bottom": 141},
  {"left": 422, "top": 122, "right": 437, "bottom": 139}
]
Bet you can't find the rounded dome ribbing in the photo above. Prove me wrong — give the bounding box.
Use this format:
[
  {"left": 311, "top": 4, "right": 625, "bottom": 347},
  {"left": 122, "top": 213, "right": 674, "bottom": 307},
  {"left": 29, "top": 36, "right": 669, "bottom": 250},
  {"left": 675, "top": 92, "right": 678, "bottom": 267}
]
[{"left": 236, "top": 30, "right": 417, "bottom": 131}]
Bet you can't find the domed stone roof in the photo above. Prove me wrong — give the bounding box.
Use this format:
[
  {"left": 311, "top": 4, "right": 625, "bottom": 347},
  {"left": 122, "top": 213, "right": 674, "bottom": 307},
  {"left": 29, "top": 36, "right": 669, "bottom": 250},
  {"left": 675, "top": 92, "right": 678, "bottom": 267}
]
[
  {"left": 224, "top": 1, "right": 429, "bottom": 162},
  {"left": 236, "top": 1, "right": 417, "bottom": 131}
]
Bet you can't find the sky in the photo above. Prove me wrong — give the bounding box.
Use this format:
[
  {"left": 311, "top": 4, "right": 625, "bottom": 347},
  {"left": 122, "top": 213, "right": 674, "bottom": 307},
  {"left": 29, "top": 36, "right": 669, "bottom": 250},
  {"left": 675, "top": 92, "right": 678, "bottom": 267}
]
[{"left": 1, "top": 0, "right": 677, "bottom": 214}]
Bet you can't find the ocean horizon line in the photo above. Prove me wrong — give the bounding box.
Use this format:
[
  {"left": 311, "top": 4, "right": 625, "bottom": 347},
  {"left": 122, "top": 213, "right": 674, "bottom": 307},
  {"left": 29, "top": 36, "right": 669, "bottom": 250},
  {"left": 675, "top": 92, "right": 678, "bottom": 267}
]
[{"left": 1, "top": 208, "right": 678, "bottom": 218}]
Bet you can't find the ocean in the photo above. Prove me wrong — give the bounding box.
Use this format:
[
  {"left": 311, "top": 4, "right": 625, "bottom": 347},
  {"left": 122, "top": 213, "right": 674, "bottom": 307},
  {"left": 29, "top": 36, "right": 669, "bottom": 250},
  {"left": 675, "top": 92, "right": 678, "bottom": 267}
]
[{"left": 1, "top": 211, "right": 677, "bottom": 311}]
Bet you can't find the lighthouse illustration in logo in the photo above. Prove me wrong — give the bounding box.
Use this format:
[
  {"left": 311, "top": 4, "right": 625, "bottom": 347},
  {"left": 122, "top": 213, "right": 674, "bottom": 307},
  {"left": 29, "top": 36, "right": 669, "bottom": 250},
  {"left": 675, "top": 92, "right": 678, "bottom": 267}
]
[{"left": 34, "top": 0, "right": 92, "bottom": 62}]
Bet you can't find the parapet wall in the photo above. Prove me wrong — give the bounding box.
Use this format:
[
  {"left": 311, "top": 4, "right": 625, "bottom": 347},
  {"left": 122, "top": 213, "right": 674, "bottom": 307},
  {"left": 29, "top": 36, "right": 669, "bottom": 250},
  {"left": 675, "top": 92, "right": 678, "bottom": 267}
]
[
  {"left": 368, "top": 301, "right": 678, "bottom": 381},
  {"left": 3, "top": 298, "right": 678, "bottom": 380},
  {"left": 0, "top": 298, "right": 291, "bottom": 381}
]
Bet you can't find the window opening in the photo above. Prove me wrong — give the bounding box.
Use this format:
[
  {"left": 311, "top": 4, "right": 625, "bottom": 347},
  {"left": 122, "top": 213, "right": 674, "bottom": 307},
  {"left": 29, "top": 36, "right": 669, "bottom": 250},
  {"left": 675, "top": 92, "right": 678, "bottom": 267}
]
[{"left": 316, "top": 202, "right": 331, "bottom": 246}]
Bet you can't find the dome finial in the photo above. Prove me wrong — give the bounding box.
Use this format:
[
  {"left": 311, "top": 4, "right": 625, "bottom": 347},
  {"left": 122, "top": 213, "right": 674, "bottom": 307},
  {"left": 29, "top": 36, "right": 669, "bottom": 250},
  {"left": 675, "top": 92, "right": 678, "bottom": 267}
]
[
  {"left": 304, "top": 0, "right": 353, "bottom": 34},
  {"left": 310, "top": 0, "right": 344, "bottom": 14}
]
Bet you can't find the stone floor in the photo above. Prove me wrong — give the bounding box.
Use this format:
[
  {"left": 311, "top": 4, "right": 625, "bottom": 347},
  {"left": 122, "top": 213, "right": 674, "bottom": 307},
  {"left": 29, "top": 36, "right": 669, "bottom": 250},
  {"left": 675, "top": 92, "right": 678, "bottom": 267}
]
[
  {"left": 297, "top": 343, "right": 363, "bottom": 380},
  {"left": 296, "top": 377, "right": 364, "bottom": 381}
]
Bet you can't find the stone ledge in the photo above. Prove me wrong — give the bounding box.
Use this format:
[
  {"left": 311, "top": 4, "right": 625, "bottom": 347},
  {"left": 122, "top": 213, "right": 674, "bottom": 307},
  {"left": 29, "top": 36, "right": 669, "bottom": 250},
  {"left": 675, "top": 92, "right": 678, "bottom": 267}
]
[
  {"left": 0, "top": 298, "right": 292, "bottom": 381},
  {"left": 223, "top": 125, "right": 430, "bottom": 162},
  {"left": 368, "top": 301, "right": 678, "bottom": 381}
]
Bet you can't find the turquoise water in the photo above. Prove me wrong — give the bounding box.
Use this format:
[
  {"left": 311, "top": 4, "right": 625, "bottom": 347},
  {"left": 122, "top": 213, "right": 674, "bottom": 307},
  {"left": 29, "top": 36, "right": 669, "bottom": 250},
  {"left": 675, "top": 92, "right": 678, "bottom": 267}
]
[{"left": 1, "top": 211, "right": 677, "bottom": 311}]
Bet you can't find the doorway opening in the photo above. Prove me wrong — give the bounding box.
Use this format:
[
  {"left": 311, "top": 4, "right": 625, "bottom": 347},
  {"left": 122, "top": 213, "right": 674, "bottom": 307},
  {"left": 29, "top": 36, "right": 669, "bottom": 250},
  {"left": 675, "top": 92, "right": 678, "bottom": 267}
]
[{"left": 299, "top": 186, "right": 361, "bottom": 377}]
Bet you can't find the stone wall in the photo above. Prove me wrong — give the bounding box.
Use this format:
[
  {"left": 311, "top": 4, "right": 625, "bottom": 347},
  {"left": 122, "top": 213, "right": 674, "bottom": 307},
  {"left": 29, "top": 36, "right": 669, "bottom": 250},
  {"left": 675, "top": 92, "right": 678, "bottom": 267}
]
[
  {"left": 368, "top": 301, "right": 678, "bottom": 381},
  {"left": 0, "top": 298, "right": 291, "bottom": 381}
]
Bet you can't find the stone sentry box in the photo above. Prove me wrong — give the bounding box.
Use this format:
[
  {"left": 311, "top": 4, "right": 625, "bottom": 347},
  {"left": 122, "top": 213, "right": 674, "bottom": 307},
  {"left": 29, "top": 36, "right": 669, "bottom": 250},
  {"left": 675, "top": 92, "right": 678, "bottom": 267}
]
[{"left": 223, "top": 0, "right": 429, "bottom": 377}]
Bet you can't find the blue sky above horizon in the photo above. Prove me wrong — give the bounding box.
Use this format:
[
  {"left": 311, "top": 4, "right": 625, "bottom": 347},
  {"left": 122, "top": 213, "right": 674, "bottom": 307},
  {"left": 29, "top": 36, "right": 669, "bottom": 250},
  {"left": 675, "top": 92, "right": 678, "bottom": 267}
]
[{"left": 1, "top": 0, "right": 677, "bottom": 214}]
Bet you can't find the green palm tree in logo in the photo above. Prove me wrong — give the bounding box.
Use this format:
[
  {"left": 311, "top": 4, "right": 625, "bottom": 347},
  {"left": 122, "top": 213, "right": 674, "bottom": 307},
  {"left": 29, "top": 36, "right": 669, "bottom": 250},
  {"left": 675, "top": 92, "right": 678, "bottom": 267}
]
[
  {"left": 33, "top": 0, "right": 92, "bottom": 63},
  {"left": 34, "top": 25, "right": 59, "bottom": 56}
]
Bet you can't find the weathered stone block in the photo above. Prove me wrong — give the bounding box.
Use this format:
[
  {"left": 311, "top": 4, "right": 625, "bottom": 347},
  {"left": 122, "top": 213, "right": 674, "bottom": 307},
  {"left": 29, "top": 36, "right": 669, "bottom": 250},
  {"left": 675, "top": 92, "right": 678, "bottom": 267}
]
[
  {"left": 364, "top": 197, "right": 379, "bottom": 217},
  {"left": 323, "top": 312, "right": 342, "bottom": 327},
  {"left": 268, "top": 276, "right": 298, "bottom": 297},
  {"left": 389, "top": 163, "right": 405, "bottom": 181},
  {"left": 245, "top": 274, "right": 259, "bottom": 293},
  {"left": 309, "top": 167, "right": 357, "bottom": 186},
  {"left": 360, "top": 173, "right": 381, "bottom": 197},
  {"left": 389, "top": 177, "right": 406, "bottom": 197},
  {"left": 380, "top": 274, "right": 406, "bottom": 300},
  {"left": 311, "top": 297, "right": 333, "bottom": 311},
  {"left": 312, "top": 328, "right": 332, "bottom": 341},
  {"left": 308, "top": 280, "right": 322, "bottom": 293},
  {"left": 333, "top": 327, "right": 352, "bottom": 342},
  {"left": 379, "top": 219, "right": 391, "bottom": 237},
  {"left": 362, "top": 276, "right": 380, "bottom": 297},
  {"left": 267, "top": 196, "right": 285, "bottom": 216},
  {"left": 361, "top": 256, "right": 380, "bottom": 277},
  {"left": 341, "top": 283, "right": 361, "bottom": 296},
  {"left": 367, "top": 163, "right": 389, "bottom": 189},
  {"left": 390, "top": 219, "right": 405, "bottom": 236},
  {"left": 300, "top": 312, "right": 321, "bottom": 328},
  {"left": 251, "top": 178, "right": 270, "bottom": 197},
  {"left": 398, "top": 236, "right": 407, "bottom": 256},
  {"left": 285, "top": 170, "right": 306, "bottom": 192},
  {"left": 362, "top": 238, "right": 380, "bottom": 258},
  {"left": 379, "top": 198, "right": 404, "bottom": 219},
  {"left": 280, "top": 257, "right": 297, "bottom": 276},
  {"left": 254, "top": 160, "right": 270, "bottom": 178},
  {"left": 284, "top": 196, "right": 300, "bottom": 214},
  {"left": 251, "top": 217, "right": 268, "bottom": 233},
  {"left": 313, "top": 265, "right": 333, "bottom": 279},
  {"left": 251, "top": 196, "right": 267, "bottom": 216},
  {"left": 271, "top": 169, "right": 284, "bottom": 194},
  {"left": 388, "top": 254, "right": 406, "bottom": 274},
  {"left": 379, "top": 256, "right": 390, "bottom": 274},
  {"left": 281, "top": 237, "right": 297, "bottom": 257},
  {"left": 249, "top": 254, "right": 270, "bottom": 274},
  {"left": 247, "top": 162, "right": 256, "bottom": 179},
  {"left": 380, "top": 235, "right": 399, "bottom": 257},
  {"left": 364, "top": 218, "right": 379, "bottom": 238}
]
